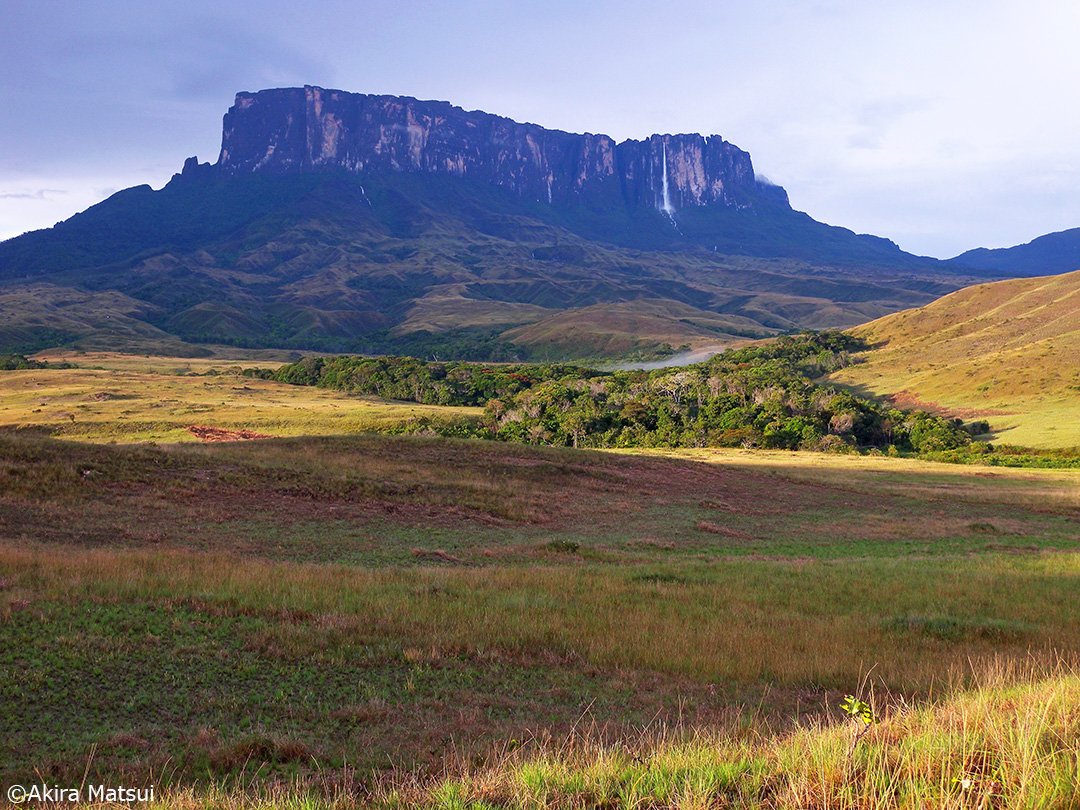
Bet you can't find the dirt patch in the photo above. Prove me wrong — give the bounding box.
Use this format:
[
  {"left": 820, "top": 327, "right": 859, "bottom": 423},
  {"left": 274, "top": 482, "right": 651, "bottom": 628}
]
[
  {"left": 412, "top": 548, "right": 465, "bottom": 564},
  {"left": 698, "top": 499, "right": 740, "bottom": 513},
  {"left": 187, "top": 425, "right": 273, "bottom": 442},
  {"left": 695, "top": 520, "right": 753, "bottom": 539},
  {"left": 886, "top": 390, "right": 1015, "bottom": 419}
]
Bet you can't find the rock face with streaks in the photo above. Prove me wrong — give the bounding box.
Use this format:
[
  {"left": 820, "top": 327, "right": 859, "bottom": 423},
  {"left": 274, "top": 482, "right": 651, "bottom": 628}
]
[{"left": 215, "top": 86, "right": 786, "bottom": 214}]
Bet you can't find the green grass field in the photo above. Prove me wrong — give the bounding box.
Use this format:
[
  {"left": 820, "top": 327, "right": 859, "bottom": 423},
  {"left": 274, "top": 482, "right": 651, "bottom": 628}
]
[{"left": 2, "top": 355, "right": 1079, "bottom": 807}]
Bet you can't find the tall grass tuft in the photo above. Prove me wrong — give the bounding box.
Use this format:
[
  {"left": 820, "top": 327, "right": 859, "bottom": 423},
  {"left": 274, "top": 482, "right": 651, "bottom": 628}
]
[{"left": 423, "top": 659, "right": 1080, "bottom": 809}]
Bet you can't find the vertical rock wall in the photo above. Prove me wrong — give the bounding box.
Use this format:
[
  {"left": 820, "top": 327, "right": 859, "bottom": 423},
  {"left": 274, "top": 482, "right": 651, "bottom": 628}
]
[{"left": 216, "top": 86, "right": 782, "bottom": 213}]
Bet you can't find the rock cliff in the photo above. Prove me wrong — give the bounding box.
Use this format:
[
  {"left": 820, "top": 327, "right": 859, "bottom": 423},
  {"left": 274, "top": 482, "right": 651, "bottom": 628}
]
[{"left": 213, "top": 86, "right": 786, "bottom": 214}]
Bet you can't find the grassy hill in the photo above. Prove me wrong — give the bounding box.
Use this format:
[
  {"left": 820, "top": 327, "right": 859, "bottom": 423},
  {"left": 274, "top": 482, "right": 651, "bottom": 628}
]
[{"left": 830, "top": 269, "right": 1080, "bottom": 448}]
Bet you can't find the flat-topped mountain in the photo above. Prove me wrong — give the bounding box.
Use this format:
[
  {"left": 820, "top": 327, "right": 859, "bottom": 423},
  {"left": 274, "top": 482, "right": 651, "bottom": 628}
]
[
  {"left": 0, "top": 87, "right": 978, "bottom": 359},
  {"left": 217, "top": 86, "right": 784, "bottom": 214}
]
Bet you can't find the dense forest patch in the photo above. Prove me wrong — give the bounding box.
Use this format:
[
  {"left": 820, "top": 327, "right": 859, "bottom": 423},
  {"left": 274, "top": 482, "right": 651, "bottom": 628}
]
[{"left": 253, "top": 332, "right": 986, "bottom": 456}]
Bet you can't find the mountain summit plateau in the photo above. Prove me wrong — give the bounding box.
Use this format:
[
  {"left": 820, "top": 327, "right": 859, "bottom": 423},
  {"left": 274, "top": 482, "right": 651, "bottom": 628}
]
[{"left": 213, "top": 86, "right": 786, "bottom": 215}]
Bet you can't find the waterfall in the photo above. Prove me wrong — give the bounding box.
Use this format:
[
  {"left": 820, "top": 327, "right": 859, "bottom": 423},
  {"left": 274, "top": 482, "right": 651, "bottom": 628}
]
[{"left": 660, "top": 141, "right": 675, "bottom": 220}]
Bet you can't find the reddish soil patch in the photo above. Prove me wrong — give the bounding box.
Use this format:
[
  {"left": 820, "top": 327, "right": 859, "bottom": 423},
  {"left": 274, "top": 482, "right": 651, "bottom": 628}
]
[
  {"left": 412, "top": 548, "right": 465, "bottom": 564},
  {"left": 886, "top": 390, "right": 1015, "bottom": 419},
  {"left": 187, "top": 425, "right": 273, "bottom": 442},
  {"left": 695, "top": 520, "right": 753, "bottom": 539}
]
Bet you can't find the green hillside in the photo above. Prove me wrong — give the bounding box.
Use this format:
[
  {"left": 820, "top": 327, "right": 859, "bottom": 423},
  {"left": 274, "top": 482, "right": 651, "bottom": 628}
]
[{"left": 831, "top": 269, "right": 1080, "bottom": 448}]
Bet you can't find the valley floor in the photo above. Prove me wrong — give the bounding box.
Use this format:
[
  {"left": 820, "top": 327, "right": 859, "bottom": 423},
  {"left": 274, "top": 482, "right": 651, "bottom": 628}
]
[{"left": 1, "top": 355, "right": 1079, "bottom": 807}]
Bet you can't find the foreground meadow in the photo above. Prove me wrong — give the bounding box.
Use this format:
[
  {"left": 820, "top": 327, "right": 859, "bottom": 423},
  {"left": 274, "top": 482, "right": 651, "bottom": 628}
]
[{"left": 1, "top": 356, "right": 1079, "bottom": 807}]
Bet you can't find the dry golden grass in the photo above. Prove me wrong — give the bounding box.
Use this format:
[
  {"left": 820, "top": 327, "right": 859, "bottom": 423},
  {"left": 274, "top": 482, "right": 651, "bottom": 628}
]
[
  {"left": 426, "top": 659, "right": 1080, "bottom": 810},
  {"left": 0, "top": 352, "right": 480, "bottom": 442},
  {"left": 831, "top": 269, "right": 1080, "bottom": 448},
  {"left": 35, "top": 349, "right": 298, "bottom": 373}
]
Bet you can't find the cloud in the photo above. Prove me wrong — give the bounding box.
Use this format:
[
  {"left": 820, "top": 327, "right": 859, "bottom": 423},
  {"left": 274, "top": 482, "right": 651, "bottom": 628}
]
[
  {"left": 846, "top": 97, "right": 932, "bottom": 151},
  {"left": 0, "top": 189, "right": 66, "bottom": 200},
  {"left": 53, "top": 17, "right": 334, "bottom": 105},
  {"left": 162, "top": 27, "right": 334, "bottom": 101}
]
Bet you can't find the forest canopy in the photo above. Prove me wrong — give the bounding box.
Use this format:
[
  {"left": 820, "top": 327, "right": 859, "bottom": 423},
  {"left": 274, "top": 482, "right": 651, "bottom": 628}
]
[{"left": 252, "top": 332, "right": 979, "bottom": 455}]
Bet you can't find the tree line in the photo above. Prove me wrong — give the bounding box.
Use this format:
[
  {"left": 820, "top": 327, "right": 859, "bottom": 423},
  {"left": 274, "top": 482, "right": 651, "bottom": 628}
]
[{"left": 251, "top": 332, "right": 981, "bottom": 455}]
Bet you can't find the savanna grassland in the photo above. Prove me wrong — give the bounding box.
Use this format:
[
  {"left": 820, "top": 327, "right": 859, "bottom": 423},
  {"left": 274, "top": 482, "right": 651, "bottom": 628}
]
[
  {"left": 0, "top": 350, "right": 480, "bottom": 443},
  {"left": 831, "top": 269, "right": 1080, "bottom": 449},
  {"left": 1, "top": 354, "right": 1079, "bottom": 808}
]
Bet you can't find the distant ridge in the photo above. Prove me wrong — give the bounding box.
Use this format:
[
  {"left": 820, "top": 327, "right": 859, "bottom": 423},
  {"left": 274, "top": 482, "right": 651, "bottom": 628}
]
[{"left": 949, "top": 227, "right": 1080, "bottom": 277}]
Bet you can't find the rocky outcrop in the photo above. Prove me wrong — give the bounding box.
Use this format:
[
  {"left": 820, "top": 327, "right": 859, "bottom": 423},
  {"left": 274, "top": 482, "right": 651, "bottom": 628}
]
[{"left": 213, "top": 86, "right": 787, "bottom": 214}]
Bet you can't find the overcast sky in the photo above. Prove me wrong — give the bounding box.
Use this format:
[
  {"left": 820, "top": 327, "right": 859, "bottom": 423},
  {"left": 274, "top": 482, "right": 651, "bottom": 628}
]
[{"left": 3, "top": 0, "right": 1080, "bottom": 258}]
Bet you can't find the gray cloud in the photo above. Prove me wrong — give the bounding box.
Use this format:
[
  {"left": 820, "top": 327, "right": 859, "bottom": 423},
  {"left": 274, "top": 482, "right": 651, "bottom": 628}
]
[{"left": 0, "top": 189, "right": 67, "bottom": 200}]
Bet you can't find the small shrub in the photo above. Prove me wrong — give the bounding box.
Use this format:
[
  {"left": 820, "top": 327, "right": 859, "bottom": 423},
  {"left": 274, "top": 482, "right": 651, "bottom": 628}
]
[{"left": 546, "top": 539, "right": 580, "bottom": 554}]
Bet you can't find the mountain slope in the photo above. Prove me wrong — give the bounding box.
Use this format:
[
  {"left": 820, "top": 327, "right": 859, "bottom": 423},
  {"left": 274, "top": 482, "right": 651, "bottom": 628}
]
[
  {"left": 830, "top": 269, "right": 1080, "bottom": 448},
  {"left": 0, "top": 86, "right": 977, "bottom": 359},
  {"left": 950, "top": 227, "right": 1080, "bottom": 277}
]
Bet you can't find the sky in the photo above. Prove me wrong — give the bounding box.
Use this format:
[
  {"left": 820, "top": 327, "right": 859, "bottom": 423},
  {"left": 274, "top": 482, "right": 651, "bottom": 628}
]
[{"left": 3, "top": 0, "right": 1080, "bottom": 259}]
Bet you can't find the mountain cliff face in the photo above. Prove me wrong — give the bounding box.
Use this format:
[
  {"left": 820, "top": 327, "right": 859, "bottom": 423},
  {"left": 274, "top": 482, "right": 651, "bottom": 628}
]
[
  {"left": 0, "top": 85, "right": 972, "bottom": 359},
  {"left": 213, "top": 86, "right": 786, "bottom": 214}
]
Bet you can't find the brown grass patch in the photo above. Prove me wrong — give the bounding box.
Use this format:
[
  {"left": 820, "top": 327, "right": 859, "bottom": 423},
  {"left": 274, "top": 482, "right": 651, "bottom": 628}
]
[
  {"left": 208, "top": 737, "right": 315, "bottom": 771},
  {"left": 886, "top": 389, "right": 1015, "bottom": 419},
  {"left": 694, "top": 520, "right": 752, "bottom": 539},
  {"left": 626, "top": 538, "right": 678, "bottom": 550},
  {"left": 412, "top": 548, "right": 465, "bottom": 564},
  {"left": 186, "top": 425, "right": 274, "bottom": 442},
  {"left": 99, "top": 732, "right": 152, "bottom": 752}
]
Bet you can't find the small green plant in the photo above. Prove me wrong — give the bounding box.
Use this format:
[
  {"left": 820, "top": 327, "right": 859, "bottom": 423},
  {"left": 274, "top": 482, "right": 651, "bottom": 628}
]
[
  {"left": 841, "top": 694, "right": 876, "bottom": 723},
  {"left": 840, "top": 694, "right": 877, "bottom": 750},
  {"left": 547, "top": 539, "right": 580, "bottom": 554}
]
